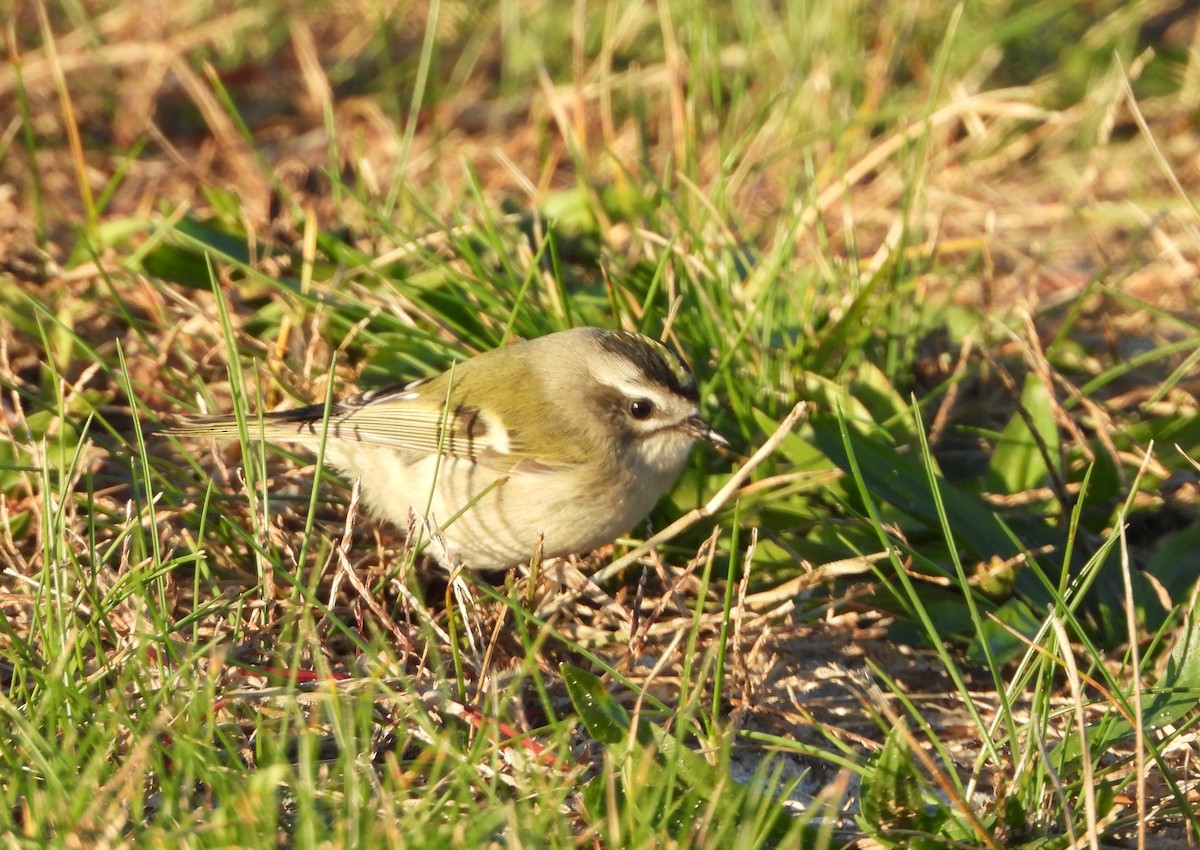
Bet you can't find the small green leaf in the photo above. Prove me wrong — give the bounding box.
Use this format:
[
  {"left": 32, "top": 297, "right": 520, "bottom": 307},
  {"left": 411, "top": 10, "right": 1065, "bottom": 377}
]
[
  {"left": 1093, "top": 779, "right": 1115, "bottom": 819},
  {"left": 849, "top": 361, "right": 916, "bottom": 441},
  {"left": 1002, "top": 795, "right": 1030, "bottom": 833},
  {"left": 640, "top": 717, "right": 725, "bottom": 793},
  {"left": 173, "top": 215, "right": 254, "bottom": 263},
  {"left": 1145, "top": 614, "right": 1200, "bottom": 731},
  {"left": 560, "top": 664, "right": 629, "bottom": 745},
  {"left": 968, "top": 598, "right": 1043, "bottom": 664},
  {"left": 140, "top": 242, "right": 217, "bottom": 290},
  {"left": 749, "top": 407, "right": 829, "bottom": 470},
  {"left": 541, "top": 185, "right": 599, "bottom": 234},
  {"left": 1144, "top": 521, "right": 1200, "bottom": 604},
  {"left": 797, "top": 372, "right": 879, "bottom": 429},
  {"left": 987, "top": 374, "right": 1059, "bottom": 494}
]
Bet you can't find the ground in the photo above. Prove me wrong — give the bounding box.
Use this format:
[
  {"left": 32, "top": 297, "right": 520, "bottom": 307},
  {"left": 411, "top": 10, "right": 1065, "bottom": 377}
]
[{"left": 3, "top": 2, "right": 1200, "bottom": 846}]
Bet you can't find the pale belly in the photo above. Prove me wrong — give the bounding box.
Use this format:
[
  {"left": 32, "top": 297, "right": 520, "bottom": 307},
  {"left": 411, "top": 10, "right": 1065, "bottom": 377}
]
[{"left": 325, "top": 445, "right": 671, "bottom": 569}]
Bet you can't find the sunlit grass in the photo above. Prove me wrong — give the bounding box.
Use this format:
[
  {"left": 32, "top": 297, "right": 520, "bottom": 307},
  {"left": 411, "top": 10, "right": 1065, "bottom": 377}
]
[{"left": 2, "top": 0, "right": 1200, "bottom": 846}]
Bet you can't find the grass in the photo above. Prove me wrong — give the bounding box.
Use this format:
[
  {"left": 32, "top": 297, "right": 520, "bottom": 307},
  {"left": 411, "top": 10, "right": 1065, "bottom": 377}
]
[{"left": 3, "top": 0, "right": 1200, "bottom": 846}]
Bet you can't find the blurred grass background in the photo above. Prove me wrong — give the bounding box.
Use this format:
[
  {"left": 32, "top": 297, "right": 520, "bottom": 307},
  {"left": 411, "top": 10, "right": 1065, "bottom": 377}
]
[{"left": 3, "top": 0, "right": 1200, "bottom": 846}]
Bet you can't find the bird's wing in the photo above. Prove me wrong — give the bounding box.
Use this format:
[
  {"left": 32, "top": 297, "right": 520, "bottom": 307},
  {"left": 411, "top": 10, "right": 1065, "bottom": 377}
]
[
  {"left": 309, "top": 387, "right": 521, "bottom": 462},
  {"left": 164, "top": 381, "right": 544, "bottom": 468}
]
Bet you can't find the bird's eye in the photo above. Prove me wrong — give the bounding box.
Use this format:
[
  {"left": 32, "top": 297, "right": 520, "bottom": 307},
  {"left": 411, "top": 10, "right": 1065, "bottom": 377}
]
[{"left": 629, "top": 399, "right": 654, "bottom": 420}]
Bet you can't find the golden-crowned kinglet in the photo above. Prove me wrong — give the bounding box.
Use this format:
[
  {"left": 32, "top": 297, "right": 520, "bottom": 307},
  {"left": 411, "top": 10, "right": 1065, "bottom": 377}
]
[{"left": 167, "top": 327, "right": 728, "bottom": 570}]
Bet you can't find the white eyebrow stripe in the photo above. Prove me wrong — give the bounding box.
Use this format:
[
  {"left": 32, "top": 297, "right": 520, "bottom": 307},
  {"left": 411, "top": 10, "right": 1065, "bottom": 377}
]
[{"left": 606, "top": 376, "right": 671, "bottom": 398}]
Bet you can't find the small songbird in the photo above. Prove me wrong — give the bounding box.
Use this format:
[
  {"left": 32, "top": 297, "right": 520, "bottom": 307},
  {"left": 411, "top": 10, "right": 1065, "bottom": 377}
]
[{"left": 166, "top": 327, "right": 728, "bottom": 570}]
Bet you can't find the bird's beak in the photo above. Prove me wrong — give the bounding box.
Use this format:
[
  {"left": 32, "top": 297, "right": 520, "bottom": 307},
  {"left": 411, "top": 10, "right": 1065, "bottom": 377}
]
[{"left": 686, "top": 415, "right": 730, "bottom": 449}]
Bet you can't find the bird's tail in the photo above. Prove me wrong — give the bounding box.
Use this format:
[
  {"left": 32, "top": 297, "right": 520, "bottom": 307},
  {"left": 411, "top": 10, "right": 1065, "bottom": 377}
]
[{"left": 161, "top": 404, "right": 335, "bottom": 445}]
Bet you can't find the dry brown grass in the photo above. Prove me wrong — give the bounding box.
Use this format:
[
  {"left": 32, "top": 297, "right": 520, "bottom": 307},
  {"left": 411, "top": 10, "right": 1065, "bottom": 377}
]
[{"left": 4, "top": 1, "right": 1200, "bottom": 844}]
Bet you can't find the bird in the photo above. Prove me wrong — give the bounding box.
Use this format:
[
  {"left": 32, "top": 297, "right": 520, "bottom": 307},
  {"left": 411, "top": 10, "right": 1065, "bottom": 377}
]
[{"left": 165, "top": 326, "right": 728, "bottom": 570}]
